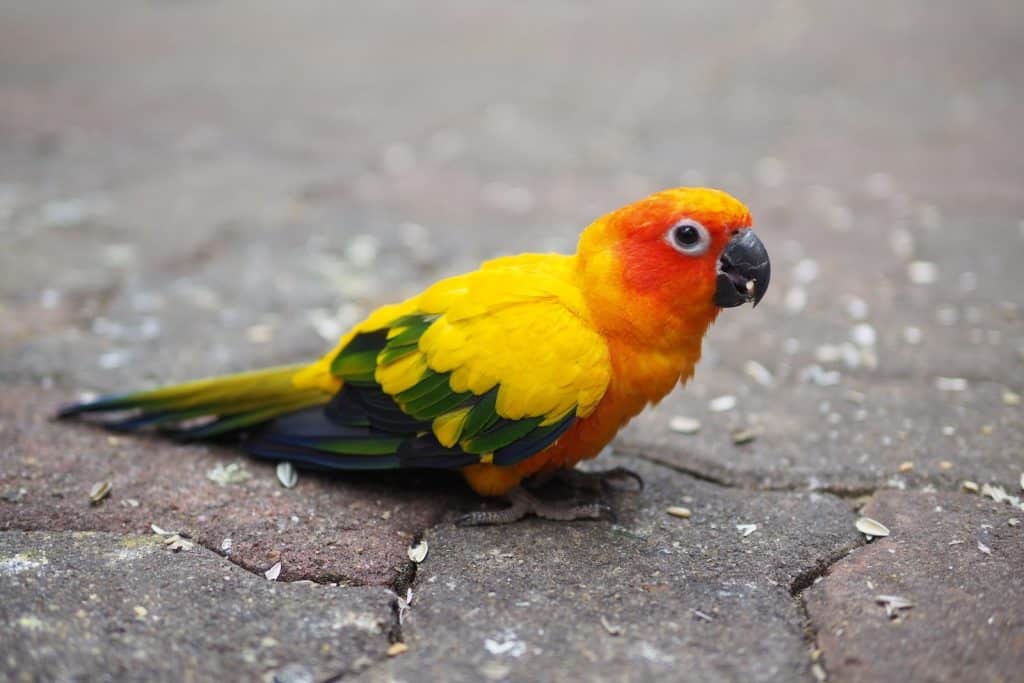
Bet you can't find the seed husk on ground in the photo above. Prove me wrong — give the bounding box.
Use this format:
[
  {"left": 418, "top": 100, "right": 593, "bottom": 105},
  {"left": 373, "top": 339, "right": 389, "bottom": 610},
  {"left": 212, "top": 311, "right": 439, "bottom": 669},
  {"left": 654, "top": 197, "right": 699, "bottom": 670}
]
[
  {"left": 265, "top": 562, "right": 282, "bottom": 581},
  {"left": 856, "top": 517, "right": 890, "bottom": 539},
  {"left": 89, "top": 480, "right": 111, "bottom": 505},
  {"left": 666, "top": 506, "right": 692, "bottom": 519},
  {"left": 876, "top": 594, "right": 913, "bottom": 618},
  {"left": 668, "top": 416, "right": 701, "bottom": 434},
  {"left": 408, "top": 540, "right": 429, "bottom": 564},
  {"left": 276, "top": 462, "right": 298, "bottom": 489}
]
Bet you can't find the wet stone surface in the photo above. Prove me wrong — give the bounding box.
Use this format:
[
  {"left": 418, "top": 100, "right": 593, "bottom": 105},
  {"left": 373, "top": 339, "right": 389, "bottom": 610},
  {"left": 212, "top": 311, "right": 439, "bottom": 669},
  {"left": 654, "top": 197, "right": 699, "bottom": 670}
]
[
  {"left": 0, "top": 530, "right": 396, "bottom": 682},
  {"left": 805, "top": 491, "right": 1024, "bottom": 683}
]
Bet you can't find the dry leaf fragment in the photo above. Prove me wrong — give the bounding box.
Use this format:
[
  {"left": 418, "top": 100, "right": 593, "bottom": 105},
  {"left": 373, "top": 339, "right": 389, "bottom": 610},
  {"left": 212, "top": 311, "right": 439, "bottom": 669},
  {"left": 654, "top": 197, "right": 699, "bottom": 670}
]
[
  {"left": 265, "top": 562, "right": 282, "bottom": 581},
  {"left": 408, "top": 540, "right": 428, "bottom": 564},
  {"left": 856, "top": 517, "right": 890, "bottom": 538},
  {"left": 89, "top": 480, "right": 111, "bottom": 505}
]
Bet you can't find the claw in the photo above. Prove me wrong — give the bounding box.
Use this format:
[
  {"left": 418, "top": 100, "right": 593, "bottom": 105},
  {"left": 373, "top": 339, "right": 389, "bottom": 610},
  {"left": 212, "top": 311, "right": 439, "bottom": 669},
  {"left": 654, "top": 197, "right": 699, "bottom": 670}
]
[{"left": 455, "top": 486, "right": 617, "bottom": 526}]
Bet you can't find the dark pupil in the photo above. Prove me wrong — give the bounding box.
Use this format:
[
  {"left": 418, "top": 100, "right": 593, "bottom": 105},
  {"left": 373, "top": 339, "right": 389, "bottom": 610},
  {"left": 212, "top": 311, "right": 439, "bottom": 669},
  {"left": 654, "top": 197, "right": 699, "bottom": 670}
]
[{"left": 675, "top": 224, "right": 699, "bottom": 246}]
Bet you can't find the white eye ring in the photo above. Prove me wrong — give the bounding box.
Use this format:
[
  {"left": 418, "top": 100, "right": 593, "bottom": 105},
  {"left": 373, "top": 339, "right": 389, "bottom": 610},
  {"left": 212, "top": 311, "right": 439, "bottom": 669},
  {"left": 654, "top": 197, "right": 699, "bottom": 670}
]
[{"left": 666, "top": 219, "right": 710, "bottom": 256}]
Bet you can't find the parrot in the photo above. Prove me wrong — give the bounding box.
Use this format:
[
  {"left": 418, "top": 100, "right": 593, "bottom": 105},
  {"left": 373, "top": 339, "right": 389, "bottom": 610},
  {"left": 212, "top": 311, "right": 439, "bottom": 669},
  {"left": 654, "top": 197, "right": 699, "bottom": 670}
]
[{"left": 58, "top": 187, "right": 770, "bottom": 524}]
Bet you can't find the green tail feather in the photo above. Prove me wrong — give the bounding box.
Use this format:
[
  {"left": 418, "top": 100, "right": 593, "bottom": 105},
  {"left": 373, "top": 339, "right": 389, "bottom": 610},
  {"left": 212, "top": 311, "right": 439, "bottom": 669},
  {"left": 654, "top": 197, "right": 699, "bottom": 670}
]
[{"left": 58, "top": 364, "right": 329, "bottom": 438}]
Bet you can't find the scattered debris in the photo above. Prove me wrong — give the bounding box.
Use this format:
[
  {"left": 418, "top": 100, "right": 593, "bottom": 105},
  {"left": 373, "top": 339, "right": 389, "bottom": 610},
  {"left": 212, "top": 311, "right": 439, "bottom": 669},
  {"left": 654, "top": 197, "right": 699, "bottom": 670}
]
[
  {"left": 162, "top": 535, "right": 194, "bottom": 552},
  {"left": 692, "top": 609, "right": 715, "bottom": 622},
  {"left": 221, "top": 538, "right": 232, "bottom": 554},
  {"left": 668, "top": 416, "right": 701, "bottom": 435},
  {"left": 903, "top": 326, "right": 923, "bottom": 345},
  {"left": 799, "top": 365, "right": 842, "bottom": 387},
  {"left": 206, "top": 462, "right": 252, "bottom": 486},
  {"left": 2, "top": 487, "right": 27, "bottom": 503},
  {"left": 731, "top": 429, "right": 757, "bottom": 446},
  {"left": 133, "top": 606, "right": 148, "bottom": 619},
  {"left": 856, "top": 517, "right": 890, "bottom": 539},
  {"left": 89, "top": 480, "right": 112, "bottom": 505},
  {"left": 743, "top": 360, "right": 774, "bottom": 387},
  {"left": 666, "top": 506, "right": 692, "bottom": 519},
  {"left": 1009, "top": 518, "right": 1020, "bottom": 527},
  {"left": 387, "top": 642, "right": 409, "bottom": 657},
  {"left": 1003, "top": 390, "right": 1021, "bottom": 406},
  {"left": 977, "top": 541, "right": 992, "bottom": 556},
  {"left": 898, "top": 461, "right": 914, "bottom": 473},
  {"left": 708, "top": 395, "right": 737, "bottom": 412},
  {"left": 962, "top": 481, "right": 980, "bottom": 493},
  {"left": 1021, "top": 473, "right": 1024, "bottom": 492},
  {"left": 265, "top": 562, "right": 282, "bottom": 581},
  {"left": 939, "top": 461, "right": 953, "bottom": 471},
  {"left": 276, "top": 462, "right": 298, "bottom": 489},
  {"left": 397, "top": 588, "right": 414, "bottom": 625},
  {"left": 600, "top": 615, "right": 623, "bottom": 636},
  {"left": 122, "top": 498, "right": 140, "bottom": 508},
  {"left": 942, "top": 426, "right": 956, "bottom": 436},
  {"left": 408, "top": 540, "right": 429, "bottom": 564},
  {"left": 811, "top": 663, "right": 827, "bottom": 682},
  {"left": 736, "top": 524, "right": 758, "bottom": 537},
  {"left": 934, "top": 377, "right": 967, "bottom": 392},
  {"left": 851, "top": 324, "right": 877, "bottom": 348},
  {"left": 876, "top": 595, "right": 913, "bottom": 618},
  {"left": 844, "top": 390, "right": 866, "bottom": 404}
]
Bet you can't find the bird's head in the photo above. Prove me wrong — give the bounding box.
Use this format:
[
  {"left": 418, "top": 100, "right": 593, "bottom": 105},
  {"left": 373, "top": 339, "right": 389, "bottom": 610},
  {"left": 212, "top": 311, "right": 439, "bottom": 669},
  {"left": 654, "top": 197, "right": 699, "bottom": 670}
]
[{"left": 576, "top": 187, "right": 770, "bottom": 347}]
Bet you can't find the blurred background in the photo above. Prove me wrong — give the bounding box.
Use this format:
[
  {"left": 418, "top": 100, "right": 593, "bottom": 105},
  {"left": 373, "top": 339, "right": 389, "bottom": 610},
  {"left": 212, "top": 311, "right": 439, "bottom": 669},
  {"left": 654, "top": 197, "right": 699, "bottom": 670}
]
[{"left": 1, "top": 0, "right": 1022, "bottom": 399}]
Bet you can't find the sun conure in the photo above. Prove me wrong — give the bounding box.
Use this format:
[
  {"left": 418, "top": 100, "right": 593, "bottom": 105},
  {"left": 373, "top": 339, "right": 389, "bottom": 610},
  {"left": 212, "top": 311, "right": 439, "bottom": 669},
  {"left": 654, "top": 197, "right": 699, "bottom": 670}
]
[{"left": 59, "top": 187, "right": 770, "bottom": 524}]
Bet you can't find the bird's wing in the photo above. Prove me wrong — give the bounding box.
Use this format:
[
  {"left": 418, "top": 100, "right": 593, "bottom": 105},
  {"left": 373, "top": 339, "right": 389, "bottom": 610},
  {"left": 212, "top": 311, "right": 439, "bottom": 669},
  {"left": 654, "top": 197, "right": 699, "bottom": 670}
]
[{"left": 245, "top": 264, "right": 612, "bottom": 470}]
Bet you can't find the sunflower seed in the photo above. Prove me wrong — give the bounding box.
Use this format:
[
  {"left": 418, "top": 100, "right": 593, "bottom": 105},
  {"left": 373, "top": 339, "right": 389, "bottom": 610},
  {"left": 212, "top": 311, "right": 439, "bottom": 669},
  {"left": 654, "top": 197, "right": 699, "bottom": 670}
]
[
  {"left": 150, "top": 524, "right": 171, "bottom": 536},
  {"left": 206, "top": 462, "right": 252, "bottom": 486},
  {"left": 935, "top": 377, "right": 967, "bottom": 392},
  {"left": 265, "top": 562, "right": 282, "bottom": 581},
  {"left": 743, "top": 360, "right": 774, "bottom": 387},
  {"left": 908, "top": 261, "right": 938, "bottom": 284},
  {"left": 962, "top": 481, "right": 980, "bottom": 493},
  {"left": 163, "top": 534, "right": 193, "bottom": 552},
  {"left": 408, "top": 540, "right": 428, "bottom": 564},
  {"left": 276, "top": 462, "right": 298, "bottom": 489},
  {"left": 668, "top": 416, "right": 701, "bottom": 435},
  {"left": 855, "top": 517, "right": 890, "bottom": 538},
  {"left": 88, "top": 480, "right": 111, "bottom": 505},
  {"left": 731, "top": 429, "right": 757, "bottom": 445},
  {"left": 666, "top": 506, "right": 692, "bottom": 519},
  {"left": 600, "top": 615, "right": 623, "bottom": 636},
  {"left": 736, "top": 523, "right": 758, "bottom": 537},
  {"left": 708, "top": 395, "right": 737, "bottom": 412}
]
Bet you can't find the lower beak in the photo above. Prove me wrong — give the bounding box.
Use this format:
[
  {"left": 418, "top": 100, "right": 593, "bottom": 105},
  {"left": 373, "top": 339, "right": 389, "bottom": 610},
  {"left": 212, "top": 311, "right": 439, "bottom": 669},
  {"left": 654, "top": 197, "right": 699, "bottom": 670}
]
[{"left": 713, "top": 229, "right": 771, "bottom": 308}]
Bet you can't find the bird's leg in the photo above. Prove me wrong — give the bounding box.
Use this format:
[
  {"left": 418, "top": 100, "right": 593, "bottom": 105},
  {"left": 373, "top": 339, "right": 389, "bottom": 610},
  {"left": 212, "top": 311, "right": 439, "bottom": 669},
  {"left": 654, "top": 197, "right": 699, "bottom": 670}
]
[
  {"left": 528, "top": 466, "right": 644, "bottom": 494},
  {"left": 455, "top": 486, "right": 614, "bottom": 526}
]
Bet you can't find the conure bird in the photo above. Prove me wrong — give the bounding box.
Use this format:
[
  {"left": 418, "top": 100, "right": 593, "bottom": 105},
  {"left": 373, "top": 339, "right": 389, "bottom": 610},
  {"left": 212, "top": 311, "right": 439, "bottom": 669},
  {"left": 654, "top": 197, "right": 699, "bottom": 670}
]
[{"left": 59, "top": 187, "right": 770, "bottom": 524}]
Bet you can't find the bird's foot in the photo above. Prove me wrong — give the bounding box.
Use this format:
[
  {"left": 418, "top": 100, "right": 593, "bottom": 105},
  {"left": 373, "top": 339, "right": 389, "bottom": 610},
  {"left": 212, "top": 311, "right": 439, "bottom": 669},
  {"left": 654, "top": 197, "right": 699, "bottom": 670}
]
[
  {"left": 455, "top": 487, "right": 614, "bottom": 526},
  {"left": 528, "top": 466, "right": 644, "bottom": 495}
]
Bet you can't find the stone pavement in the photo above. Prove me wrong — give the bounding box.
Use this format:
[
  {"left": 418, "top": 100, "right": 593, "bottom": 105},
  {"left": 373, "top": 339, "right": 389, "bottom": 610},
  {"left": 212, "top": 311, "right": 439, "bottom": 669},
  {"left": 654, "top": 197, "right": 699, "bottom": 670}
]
[{"left": 1, "top": 1, "right": 1022, "bottom": 681}]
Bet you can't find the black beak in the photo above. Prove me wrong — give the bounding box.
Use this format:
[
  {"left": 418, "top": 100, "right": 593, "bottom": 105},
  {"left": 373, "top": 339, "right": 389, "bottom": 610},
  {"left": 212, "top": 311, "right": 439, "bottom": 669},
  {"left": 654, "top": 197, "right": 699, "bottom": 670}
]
[{"left": 714, "top": 229, "right": 770, "bottom": 308}]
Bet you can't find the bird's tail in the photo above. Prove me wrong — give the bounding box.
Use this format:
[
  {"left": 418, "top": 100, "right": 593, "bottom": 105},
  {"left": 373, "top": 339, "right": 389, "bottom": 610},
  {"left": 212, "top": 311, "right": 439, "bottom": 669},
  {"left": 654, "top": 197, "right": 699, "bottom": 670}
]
[{"left": 57, "top": 364, "right": 330, "bottom": 439}]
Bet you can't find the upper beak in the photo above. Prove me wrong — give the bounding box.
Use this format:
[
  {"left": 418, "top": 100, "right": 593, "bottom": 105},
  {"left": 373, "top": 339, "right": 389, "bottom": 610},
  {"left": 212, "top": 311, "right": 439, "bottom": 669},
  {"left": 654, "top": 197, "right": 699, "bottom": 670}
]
[{"left": 714, "top": 229, "right": 771, "bottom": 308}]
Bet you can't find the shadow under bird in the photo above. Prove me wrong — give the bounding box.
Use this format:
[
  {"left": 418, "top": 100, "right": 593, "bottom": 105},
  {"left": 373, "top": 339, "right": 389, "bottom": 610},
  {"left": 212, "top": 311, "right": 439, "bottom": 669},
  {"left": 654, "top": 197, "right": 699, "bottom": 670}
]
[{"left": 59, "top": 187, "right": 770, "bottom": 524}]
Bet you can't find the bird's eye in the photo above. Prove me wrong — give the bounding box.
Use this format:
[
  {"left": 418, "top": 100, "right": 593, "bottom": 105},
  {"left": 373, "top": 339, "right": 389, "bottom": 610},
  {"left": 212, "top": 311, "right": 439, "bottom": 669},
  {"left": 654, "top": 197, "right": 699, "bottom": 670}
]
[{"left": 666, "top": 219, "right": 710, "bottom": 256}]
